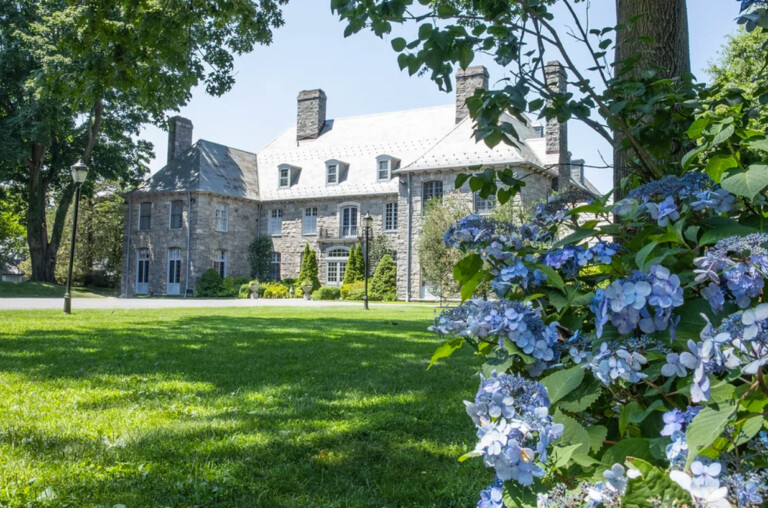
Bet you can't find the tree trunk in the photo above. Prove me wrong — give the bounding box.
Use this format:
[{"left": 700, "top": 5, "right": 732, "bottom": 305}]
[{"left": 613, "top": 0, "right": 690, "bottom": 196}]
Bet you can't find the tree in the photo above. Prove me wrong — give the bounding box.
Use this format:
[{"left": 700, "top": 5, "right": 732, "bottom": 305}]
[
  {"left": 303, "top": 249, "right": 321, "bottom": 291},
  {"left": 416, "top": 196, "right": 471, "bottom": 300},
  {"left": 368, "top": 234, "right": 393, "bottom": 274},
  {"left": 0, "top": 191, "right": 26, "bottom": 271},
  {"left": 343, "top": 246, "right": 359, "bottom": 285},
  {"left": 354, "top": 244, "right": 365, "bottom": 281},
  {"left": 0, "top": 0, "right": 287, "bottom": 282},
  {"left": 370, "top": 254, "right": 397, "bottom": 301},
  {"left": 298, "top": 243, "right": 311, "bottom": 282},
  {"left": 248, "top": 236, "right": 273, "bottom": 281}
]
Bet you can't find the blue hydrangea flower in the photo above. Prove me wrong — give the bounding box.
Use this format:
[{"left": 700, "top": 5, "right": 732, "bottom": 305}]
[
  {"left": 646, "top": 196, "right": 680, "bottom": 226},
  {"left": 665, "top": 431, "right": 689, "bottom": 469},
  {"left": 586, "top": 343, "right": 647, "bottom": 386},
  {"left": 477, "top": 479, "right": 506, "bottom": 508}
]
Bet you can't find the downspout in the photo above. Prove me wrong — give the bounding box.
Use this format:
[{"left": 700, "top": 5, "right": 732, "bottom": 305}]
[
  {"left": 406, "top": 172, "right": 412, "bottom": 302},
  {"left": 185, "top": 190, "right": 192, "bottom": 298}
]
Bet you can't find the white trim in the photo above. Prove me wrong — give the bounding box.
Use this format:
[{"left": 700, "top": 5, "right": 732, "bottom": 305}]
[
  {"left": 215, "top": 205, "right": 229, "bottom": 232},
  {"left": 214, "top": 249, "right": 228, "bottom": 278},
  {"left": 338, "top": 202, "right": 360, "bottom": 238},
  {"left": 138, "top": 202, "right": 151, "bottom": 231},
  {"left": 326, "top": 159, "right": 340, "bottom": 185},
  {"left": 302, "top": 206, "right": 318, "bottom": 236},
  {"left": 169, "top": 200, "right": 183, "bottom": 230},
  {"left": 268, "top": 208, "right": 283, "bottom": 236},
  {"left": 325, "top": 245, "right": 350, "bottom": 286},
  {"left": 278, "top": 165, "right": 290, "bottom": 188},
  {"left": 383, "top": 202, "right": 398, "bottom": 232}
]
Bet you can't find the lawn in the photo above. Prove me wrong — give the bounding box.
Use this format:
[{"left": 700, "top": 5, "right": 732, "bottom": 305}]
[
  {"left": 0, "top": 281, "right": 117, "bottom": 298},
  {"left": 0, "top": 306, "right": 485, "bottom": 507}
]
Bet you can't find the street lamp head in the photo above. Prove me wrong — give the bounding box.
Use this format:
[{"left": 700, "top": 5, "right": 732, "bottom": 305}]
[
  {"left": 363, "top": 211, "right": 373, "bottom": 229},
  {"left": 70, "top": 159, "right": 88, "bottom": 184}
]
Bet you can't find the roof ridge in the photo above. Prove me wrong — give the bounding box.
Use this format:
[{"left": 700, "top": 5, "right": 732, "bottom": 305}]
[
  {"left": 197, "top": 139, "right": 259, "bottom": 156},
  {"left": 323, "top": 103, "right": 452, "bottom": 123}
]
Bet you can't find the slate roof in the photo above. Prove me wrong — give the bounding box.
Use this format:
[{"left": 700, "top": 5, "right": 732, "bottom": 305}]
[{"left": 132, "top": 140, "right": 259, "bottom": 200}]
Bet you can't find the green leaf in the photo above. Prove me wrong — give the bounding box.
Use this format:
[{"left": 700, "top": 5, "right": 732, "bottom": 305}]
[
  {"left": 720, "top": 164, "right": 768, "bottom": 199},
  {"left": 704, "top": 154, "right": 738, "bottom": 183},
  {"left": 634, "top": 241, "right": 658, "bottom": 271},
  {"left": 453, "top": 253, "right": 482, "bottom": 285},
  {"left": 502, "top": 484, "right": 538, "bottom": 508},
  {"left": 417, "top": 23, "right": 433, "bottom": 40},
  {"left": 541, "top": 366, "right": 584, "bottom": 405},
  {"left": 391, "top": 37, "right": 407, "bottom": 52},
  {"left": 454, "top": 173, "right": 470, "bottom": 189},
  {"left": 534, "top": 264, "right": 565, "bottom": 293},
  {"left": 553, "top": 228, "right": 598, "bottom": 249},
  {"left": 746, "top": 138, "right": 768, "bottom": 152},
  {"left": 460, "top": 269, "right": 487, "bottom": 302},
  {"left": 428, "top": 338, "right": 463, "bottom": 369},
  {"left": 622, "top": 459, "right": 692, "bottom": 507},
  {"left": 681, "top": 144, "right": 707, "bottom": 170},
  {"left": 687, "top": 117, "right": 709, "bottom": 139},
  {"left": 587, "top": 425, "right": 608, "bottom": 454},
  {"left": 550, "top": 444, "right": 584, "bottom": 469},
  {"left": 735, "top": 415, "right": 764, "bottom": 446},
  {"left": 699, "top": 217, "right": 758, "bottom": 245},
  {"left": 619, "top": 400, "right": 665, "bottom": 436},
  {"left": 685, "top": 401, "right": 736, "bottom": 468},
  {"left": 558, "top": 377, "right": 602, "bottom": 413},
  {"left": 712, "top": 123, "right": 735, "bottom": 146},
  {"left": 555, "top": 409, "right": 598, "bottom": 467},
  {"left": 601, "top": 438, "right": 651, "bottom": 466}
]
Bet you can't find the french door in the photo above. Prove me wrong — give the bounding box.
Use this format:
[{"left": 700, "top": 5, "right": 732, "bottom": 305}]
[{"left": 167, "top": 248, "right": 181, "bottom": 295}]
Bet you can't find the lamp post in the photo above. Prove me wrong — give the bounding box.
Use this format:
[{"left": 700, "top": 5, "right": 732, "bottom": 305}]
[
  {"left": 63, "top": 160, "right": 88, "bottom": 314},
  {"left": 363, "top": 211, "right": 373, "bottom": 310}
]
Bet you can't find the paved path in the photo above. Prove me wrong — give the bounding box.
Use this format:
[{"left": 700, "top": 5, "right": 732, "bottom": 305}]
[{"left": 0, "top": 297, "right": 375, "bottom": 311}]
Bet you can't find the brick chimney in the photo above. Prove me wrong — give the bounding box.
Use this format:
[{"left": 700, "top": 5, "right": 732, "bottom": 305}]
[
  {"left": 545, "top": 61, "right": 570, "bottom": 191},
  {"left": 167, "top": 116, "right": 193, "bottom": 163},
  {"left": 455, "top": 66, "right": 489, "bottom": 124},
  {"left": 297, "top": 89, "right": 327, "bottom": 141}
]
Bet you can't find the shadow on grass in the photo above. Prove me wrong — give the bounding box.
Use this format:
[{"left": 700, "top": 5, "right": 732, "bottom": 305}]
[{"left": 0, "top": 311, "right": 487, "bottom": 507}]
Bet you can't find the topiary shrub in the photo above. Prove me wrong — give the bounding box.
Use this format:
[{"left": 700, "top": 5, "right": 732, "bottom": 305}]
[
  {"left": 262, "top": 282, "right": 289, "bottom": 299},
  {"left": 340, "top": 280, "right": 366, "bottom": 300},
  {"left": 311, "top": 286, "right": 340, "bottom": 300},
  {"left": 248, "top": 236, "right": 273, "bottom": 280},
  {"left": 370, "top": 254, "right": 397, "bottom": 301},
  {"left": 195, "top": 268, "right": 222, "bottom": 297},
  {"left": 219, "top": 276, "right": 250, "bottom": 297}
]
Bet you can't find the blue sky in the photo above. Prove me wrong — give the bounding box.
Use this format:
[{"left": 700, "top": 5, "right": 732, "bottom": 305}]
[{"left": 141, "top": 0, "right": 743, "bottom": 194}]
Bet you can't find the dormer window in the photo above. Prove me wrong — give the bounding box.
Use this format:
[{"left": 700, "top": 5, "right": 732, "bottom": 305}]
[
  {"left": 376, "top": 155, "right": 399, "bottom": 181},
  {"left": 325, "top": 159, "right": 348, "bottom": 185},
  {"left": 279, "top": 167, "right": 290, "bottom": 188},
  {"left": 277, "top": 163, "right": 300, "bottom": 188}
]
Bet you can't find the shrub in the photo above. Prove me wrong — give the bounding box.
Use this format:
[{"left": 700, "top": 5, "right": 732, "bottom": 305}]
[
  {"left": 311, "top": 286, "right": 340, "bottom": 300},
  {"left": 219, "top": 276, "right": 249, "bottom": 297},
  {"left": 262, "top": 282, "right": 289, "bottom": 299},
  {"left": 281, "top": 278, "right": 296, "bottom": 286},
  {"left": 342, "top": 246, "right": 360, "bottom": 284},
  {"left": 340, "top": 281, "right": 366, "bottom": 300},
  {"left": 195, "top": 268, "right": 222, "bottom": 297},
  {"left": 299, "top": 247, "right": 321, "bottom": 292},
  {"left": 238, "top": 283, "right": 251, "bottom": 299},
  {"left": 370, "top": 254, "right": 397, "bottom": 301},
  {"left": 248, "top": 236, "right": 273, "bottom": 280}
]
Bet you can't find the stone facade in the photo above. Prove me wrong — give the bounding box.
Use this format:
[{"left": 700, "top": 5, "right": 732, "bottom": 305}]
[
  {"left": 296, "top": 89, "right": 327, "bottom": 141},
  {"left": 455, "top": 66, "right": 489, "bottom": 124},
  {"left": 167, "top": 116, "right": 193, "bottom": 163},
  {"left": 545, "top": 61, "right": 571, "bottom": 191}
]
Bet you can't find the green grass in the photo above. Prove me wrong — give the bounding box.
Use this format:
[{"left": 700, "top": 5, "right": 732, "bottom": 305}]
[
  {"left": 0, "top": 281, "right": 116, "bottom": 298},
  {"left": 0, "top": 306, "right": 485, "bottom": 507}
]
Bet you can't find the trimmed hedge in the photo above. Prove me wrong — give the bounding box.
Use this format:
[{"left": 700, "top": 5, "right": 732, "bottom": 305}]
[
  {"left": 340, "top": 281, "right": 366, "bottom": 300},
  {"left": 263, "top": 282, "right": 289, "bottom": 299},
  {"left": 195, "top": 268, "right": 222, "bottom": 297},
  {"left": 311, "top": 286, "right": 341, "bottom": 300}
]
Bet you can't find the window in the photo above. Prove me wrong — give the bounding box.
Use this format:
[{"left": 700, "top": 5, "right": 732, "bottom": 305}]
[
  {"left": 279, "top": 166, "right": 290, "bottom": 188},
  {"left": 139, "top": 202, "right": 151, "bottom": 231},
  {"left": 378, "top": 159, "right": 390, "bottom": 180},
  {"left": 326, "top": 247, "right": 349, "bottom": 286},
  {"left": 136, "top": 248, "right": 149, "bottom": 294},
  {"left": 170, "top": 200, "right": 183, "bottom": 229},
  {"left": 423, "top": 181, "right": 444, "bottom": 209},
  {"left": 340, "top": 206, "right": 358, "bottom": 237},
  {"left": 384, "top": 203, "right": 398, "bottom": 232},
  {"left": 327, "top": 163, "right": 338, "bottom": 184},
  {"left": 269, "top": 209, "right": 283, "bottom": 236},
  {"left": 214, "top": 250, "right": 227, "bottom": 278},
  {"left": 167, "top": 248, "right": 181, "bottom": 294},
  {"left": 270, "top": 252, "right": 281, "bottom": 281},
  {"left": 303, "top": 207, "right": 317, "bottom": 235},
  {"left": 215, "top": 206, "right": 229, "bottom": 232},
  {"left": 474, "top": 193, "right": 496, "bottom": 214}
]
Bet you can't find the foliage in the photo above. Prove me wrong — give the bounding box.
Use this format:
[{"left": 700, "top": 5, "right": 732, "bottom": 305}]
[
  {"left": 312, "top": 286, "right": 341, "bottom": 300},
  {"left": 341, "top": 281, "right": 366, "bottom": 301},
  {"left": 369, "top": 234, "right": 394, "bottom": 274},
  {"left": 262, "top": 282, "right": 289, "bottom": 299},
  {"left": 195, "top": 268, "right": 223, "bottom": 297},
  {"left": 370, "top": 254, "right": 397, "bottom": 301},
  {"left": 298, "top": 244, "right": 321, "bottom": 292},
  {"left": 0, "top": 192, "right": 26, "bottom": 270},
  {"left": 343, "top": 244, "right": 364, "bottom": 284},
  {"left": 417, "top": 195, "right": 471, "bottom": 301},
  {"left": 0, "top": 281, "right": 114, "bottom": 298},
  {"left": 219, "top": 276, "right": 250, "bottom": 298},
  {"left": 0, "top": 306, "right": 486, "bottom": 506},
  {"left": 238, "top": 283, "right": 251, "bottom": 299},
  {"left": 248, "top": 236, "right": 273, "bottom": 280}
]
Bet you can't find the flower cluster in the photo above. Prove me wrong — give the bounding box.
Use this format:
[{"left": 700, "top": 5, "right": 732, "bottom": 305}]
[
  {"left": 467, "top": 372, "right": 563, "bottom": 489},
  {"left": 586, "top": 342, "right": 648, "bottom": 386},
  {"left": 694, "top": 233, "right": 768, "bottom": 310},
  {"left": 431, "top": 299, "right": 560, "bottom": 373},
  {"left": 591, "top": 265, "right": 684, "bottom": 338},
  {"left": 543, "top": 242, "right": 621, "bottom": 279},
  {"left": 477, "top": 479, "right": 505, "bottom": 508},
  {"left": 491, "top": 257, "right": 547, "bottom": 295},
  {"left": 529, "top": 189, "right": 595, "bottom": 231},
  {"left": 443, "top": 214, "right": 499, "bottom": 250},
  {"left": 536, "top": 464, "right": 632, "bottom": 507}
]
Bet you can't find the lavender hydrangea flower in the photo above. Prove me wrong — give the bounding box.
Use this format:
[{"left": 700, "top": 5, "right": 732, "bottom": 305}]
[
  {"left": 477, "top": 479, "right": 506, "bottom": 508},
  {"left": 586, "top": 343, "right": 647, "bottom": 386},
  {"left": 646, "top": 196, "right": 680, "bottom": 226}
]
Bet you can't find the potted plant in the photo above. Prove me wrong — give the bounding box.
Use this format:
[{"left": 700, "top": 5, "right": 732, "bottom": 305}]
[
  {"left": 301, "top": 279, "right": 313, "bottom": 300},
  {"left": 248, "top": 280, "right": 260, "bottom": 299}
]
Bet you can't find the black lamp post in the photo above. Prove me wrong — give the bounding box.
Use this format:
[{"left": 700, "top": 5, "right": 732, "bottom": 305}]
[
  {"left": 63, "top": 159, "right": 88, "bottom": 314},
  {"left": 363, "top": 211, "right": 373, "bottom": 310}
]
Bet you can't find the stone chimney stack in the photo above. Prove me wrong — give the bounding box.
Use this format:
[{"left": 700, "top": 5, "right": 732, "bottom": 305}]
[
  {"left": 455, "top": 66, "right": 489, "bottom": 124},
  {"left": 167, "top": 116, "right": 193, "bottom": 163},
  {"left": 296, "top": 89, "right": 327, "bottom": 141},
  {"left": 545, "top": 61, "right": 570, "bottom": 191}
]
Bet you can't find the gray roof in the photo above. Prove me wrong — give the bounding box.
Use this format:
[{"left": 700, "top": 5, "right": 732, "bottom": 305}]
[{"left": 134, "top": 140, "right": 259, "bottom": 200}]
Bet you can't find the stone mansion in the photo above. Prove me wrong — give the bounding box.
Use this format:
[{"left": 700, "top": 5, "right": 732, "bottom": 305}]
[{"left": 121, "top": 63, "right": 598, "bottom": 300}]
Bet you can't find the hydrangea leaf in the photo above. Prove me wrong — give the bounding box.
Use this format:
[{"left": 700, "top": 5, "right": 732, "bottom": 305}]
[
  {"left": 558, "top": 377, "right": 602, "bottom": 413},
  {"left": 622, "top": 458, "right": 691, "bottom": 507},
  {"left": 533, "top": 264, "right": 565, "bottom": 293},
  {"left": 720, "top": 164, "right": 768, "bottom": 199},
  {"left": 699, "top": 217, "right": 757, "bottom": 245},
  {"left": 684, "top": 401, "right": 737, "bottom": 469},
  {"left": 554, "top": 409, "right": 598, "bottom": 467},
  {"left": 553, "top": 228, "right": 598, "bottom": 249},
  {"left": 501, "top": 483, "right": 538, "bottom": 508},
  {"left": 586, "top": 425, "right": 608, "bottom": 453},
  {"left": 427, "top": 338, "right": 463, "bottom": 369},
  {"left": 619, "top": 400, "right": 665, "bottom": 436},
  {"left": 549, "top": 443, "right": 584, "bottom": 469},
  {"left": 600, "top": 438, "right": 651, "bottom": 466},
  {"left": 704, "top": 154, "right": 738, "bottom": 182},
  {"left": 734, "top": 415, "right": 764, "bottom": 446},
  {"left": 542, "top": 366, "right": 584, "bottom": 405},
  {"left": 634, "top": 241, "right": 658, "bottom": 271}
]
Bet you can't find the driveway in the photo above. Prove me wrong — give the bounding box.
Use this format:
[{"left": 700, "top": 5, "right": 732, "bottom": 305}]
[{"left": 0, "top": 297, "right": 368, "bottom": 311}]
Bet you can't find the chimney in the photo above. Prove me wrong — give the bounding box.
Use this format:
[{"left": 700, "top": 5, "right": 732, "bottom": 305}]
[
  {"left": 455, "top": 66, "right": 489, "bottom": 124},
  {"left": 297, "top": 89, "right": 327, "bottom": 141},
  {"left": 545, "top": 61, "right": 570, "bottom": 191},
  {"left": 571, "top": 158, "right": 585, "bottom": 185},
  {"left": 168, "top": 116, "right": 193, "bottom": 163}
]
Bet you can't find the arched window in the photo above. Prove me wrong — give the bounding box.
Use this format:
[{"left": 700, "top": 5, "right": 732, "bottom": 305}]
[
  {"left": 214, "top": 250, "right": 227, "bottom": 278},
  {"left": 326, "top": 247, "right": 349, "bottom": 286}
]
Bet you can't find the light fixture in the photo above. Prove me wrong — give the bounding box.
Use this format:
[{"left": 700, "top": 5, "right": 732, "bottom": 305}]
[
  {"left": 70, "top": 159, "right": 88, "bottom": 184},
  {"left": 363, "top": 211, "right": 373, "bottom": 229}
]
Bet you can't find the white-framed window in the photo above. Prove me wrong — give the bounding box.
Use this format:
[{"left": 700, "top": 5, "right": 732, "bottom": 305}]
[
  {"left": 139, "top": 202, "right": 151, "bottom": 231},
  {"left": 215, "top": 206, "right": 229, "bottom": 232},
  {"left": 326, "top": 163, "right": 338, "bottom": 185},
  {"left": 340, "top": 206, "right": 358, "bottom": 238},
  {"left": 378, "top": 159, "right": 390, "bottom": 180},
  {"left": 214, "top": 250, "right": 227, "bottom": 278},
  {"left": 474, "top": 193, "right": 496, "bottom": 214},
  {"left": 422, "top": 180, "right": 444, "bottom": 210},
  {"left": 279, "top": 166, "right": 290, "bottom": 188},
  {"left": 384, "top": 203, "right": 398, "bottom": 232},
  {"left": 270, "top": 252, "right": 281, "bottom": 281},
  {"left": 169, "top": 200, "right": 183, "bottom": 229},
  {"left": 326, "top": 247, "right": 349, "bottom": 286},
  {"left": 269, "top": 209, "right": 283, "bottom": 236},
  {"left": 168, "top": 248, "right": 181, "bottom": 283},
  {"left": 136, "top": 248, "right": 150, "bottom": 284},
  {"left": 303, "top": 207, "right": 318, "bottom": 235}
]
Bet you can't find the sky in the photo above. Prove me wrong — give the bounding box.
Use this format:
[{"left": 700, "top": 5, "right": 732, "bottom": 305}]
[{"left": 140, "top": 0, "right": 744, "bottom": 194}]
